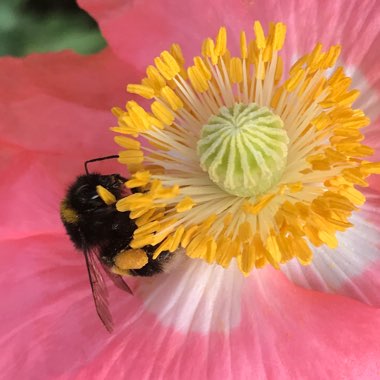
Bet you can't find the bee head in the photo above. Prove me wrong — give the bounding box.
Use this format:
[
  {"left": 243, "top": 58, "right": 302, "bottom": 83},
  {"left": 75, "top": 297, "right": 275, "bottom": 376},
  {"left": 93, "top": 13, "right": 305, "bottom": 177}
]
[{"left": 66, "top": 173, "right": 127, "bottom": 214}]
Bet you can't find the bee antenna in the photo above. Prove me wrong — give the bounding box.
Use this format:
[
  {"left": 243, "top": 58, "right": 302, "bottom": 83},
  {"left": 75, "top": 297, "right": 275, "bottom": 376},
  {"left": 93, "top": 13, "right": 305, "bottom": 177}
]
[{"left": 84, "top": 155, "right": 119, "bottom": 175}]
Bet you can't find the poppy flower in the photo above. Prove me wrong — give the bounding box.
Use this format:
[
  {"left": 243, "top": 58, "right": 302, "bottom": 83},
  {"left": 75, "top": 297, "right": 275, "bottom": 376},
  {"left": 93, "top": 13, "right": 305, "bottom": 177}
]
[{"left": 1, "top": 0, "right": 380, "bottom": 379}]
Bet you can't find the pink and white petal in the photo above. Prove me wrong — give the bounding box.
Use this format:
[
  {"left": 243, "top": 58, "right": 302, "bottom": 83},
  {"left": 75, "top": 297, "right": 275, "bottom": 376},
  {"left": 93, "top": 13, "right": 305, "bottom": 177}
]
[
  {"left": 281, "top": 60, "right": 380, "bottom": 304},
  {"left": 138, "top": 251, "right": 245, "bottom": 333},
  {"left": 281, "top": 198, "right": 380, "bottom": 307},
  {"left": 3, "top": 236, "right": 380, "bottom": 379},
  {"left": 348, "top": 63, "right": 380, "bottom": 173},
  {"left": 348, "top": 65, "right": 380, "bottom": 128},
  {"left": 81, "top": 264, "right": 380, "bottom": 379}
]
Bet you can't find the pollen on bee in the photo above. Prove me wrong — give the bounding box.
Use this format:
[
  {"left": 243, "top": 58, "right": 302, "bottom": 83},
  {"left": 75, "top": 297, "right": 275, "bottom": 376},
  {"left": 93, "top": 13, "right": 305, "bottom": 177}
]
[{"left": 114, "top": 249, "right": 149, "bottom": 271}]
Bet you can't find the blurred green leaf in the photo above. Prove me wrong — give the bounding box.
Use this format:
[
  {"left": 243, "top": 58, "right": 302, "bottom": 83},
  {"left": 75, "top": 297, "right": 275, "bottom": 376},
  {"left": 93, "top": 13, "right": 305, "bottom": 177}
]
[{"left": 0, "top": 0, "right": 106, "bottom": 57}]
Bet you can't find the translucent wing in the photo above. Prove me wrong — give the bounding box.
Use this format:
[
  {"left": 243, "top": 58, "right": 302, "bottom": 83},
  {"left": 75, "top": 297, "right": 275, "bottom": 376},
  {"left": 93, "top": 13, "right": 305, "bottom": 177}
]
[
  {"left": 84, "top": 248, "right": 113, "bottom": 332},
  {"left": 100, "top": 262, "right": 133, "bottom": 295},
  {"left": 83, "top": 247, "right": 134, "bottom": 332}
]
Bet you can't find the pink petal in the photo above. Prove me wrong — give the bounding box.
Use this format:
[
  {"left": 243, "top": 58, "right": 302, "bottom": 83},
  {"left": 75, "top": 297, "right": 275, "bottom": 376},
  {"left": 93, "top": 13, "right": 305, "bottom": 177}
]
[
  {"left": 2, "top": 236, "right": 380, "bottom": 379},
  {"left": 0, "top": 48, "right": 140, "bottom": 152},
  {"left": 80, "top": 0, "right": 249, "bottom": 62},
  {"left": 80, "top": 0, "right": 380, "bottom": 86},
  {"left": 0, "top": 49, "right": 139, "bottom": 239},
  {"left": 2, "top": 3, "right": 380, "bottom": 378}
]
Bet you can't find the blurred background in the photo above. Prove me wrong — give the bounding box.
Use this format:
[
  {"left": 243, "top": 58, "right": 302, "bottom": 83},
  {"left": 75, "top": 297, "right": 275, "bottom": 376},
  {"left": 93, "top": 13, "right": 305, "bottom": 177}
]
[{"left": 0, "top": 0, "right": 105, "bottom": 56}]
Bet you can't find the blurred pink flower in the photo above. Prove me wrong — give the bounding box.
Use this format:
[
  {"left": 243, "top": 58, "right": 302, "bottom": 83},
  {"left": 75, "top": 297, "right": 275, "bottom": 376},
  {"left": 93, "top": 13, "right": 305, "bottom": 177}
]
[{"left": 1, "top": 0, "right": 380, "bottom": 378}]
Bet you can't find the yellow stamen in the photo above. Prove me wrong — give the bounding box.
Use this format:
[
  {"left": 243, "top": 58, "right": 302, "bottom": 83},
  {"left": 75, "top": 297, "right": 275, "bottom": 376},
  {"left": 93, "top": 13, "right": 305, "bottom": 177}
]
[
  {"left": 154, "top": 51, "right": 180, "bottom": 80},
  {"left": 170, "top": 43, "right": 185, "bottom": 66},
  {"left": 176, "top": 197, "right": 195, "bottom": 212},
  {"left": 203, "top": 38, "right": 218, "bottom": 65},
  {"left": 125, "top": 170, "right": 151, "bottom": 188},
  {"left": 118, "top": 149, "right": 144, "bottom": 165},
  {"left": 194, "top": 56, "right": 212, "bottom": 80},
  {"left": 169, "top": 225, "right": 185, "bottom": 252},
  {"left": 127, "top": 84, "right": 155, "bottom": 99},
  {"left": 116, "top": 193, "right": 153, "bottom": 212},
  {"left": 114, "top": 136, "right": 141, "bottom": 150},
  {"left": 153, "top": 239, "right": 172, "bottom": 259},
  {"left": 160, "top": 86, "right": 184, "bottom": 111},
  {"left": 151, "top": 101, "right": 175, "bottom": 125},
  {"left": 240, "top": 31, "right": 248, "bottom": 59},
  {"left": 96, "top": 185, "right": 116, "bottom": 205},
  {"left": 181, "top": 225, "right": 199, "bottom": 248},
  {"left": 273, "top": 22, "right": 286, "bottom": 51},
  {"left": 188, "top": 65, "right": 209, "bottom": 93},
  {"left": 229, "top": 57, "right": 243, "bottom": 83},
  {"left": 266, "top": 231, "right": 282, "bottom": 263},
  {"left": 145, "top": 65, "right": 166, "bottom": 93},
  {"left": 215, "top": 26, "right": 227, "bottom": 56},
  {"left": 361, "top": 162, "right": 380, "bottom": 174},
  {"left": 254, "top": 21, "right": 266, "bottom": 49}
]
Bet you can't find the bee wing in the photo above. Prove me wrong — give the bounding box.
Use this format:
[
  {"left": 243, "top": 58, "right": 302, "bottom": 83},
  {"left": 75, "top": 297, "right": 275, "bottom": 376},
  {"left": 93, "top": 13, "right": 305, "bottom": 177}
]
[
  {"left": 84, "top": 247, "right": 113, "bottom": 333},
  {"left": 101, "top": 265, "right": 133, "bottom": 295}
]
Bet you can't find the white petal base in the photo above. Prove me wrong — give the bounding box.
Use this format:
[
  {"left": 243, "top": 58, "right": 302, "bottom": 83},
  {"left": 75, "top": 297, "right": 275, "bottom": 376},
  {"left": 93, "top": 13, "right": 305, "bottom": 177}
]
[
  {"left": 137, "top": 250, "right": 245, "bottom": 333},
  {"left": 281, "top": 208, "right": 380, "bottom": 305}
]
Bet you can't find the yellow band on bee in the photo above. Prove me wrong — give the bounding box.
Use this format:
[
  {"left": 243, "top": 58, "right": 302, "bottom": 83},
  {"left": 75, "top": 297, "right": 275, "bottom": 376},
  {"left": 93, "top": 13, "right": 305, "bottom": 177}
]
[{"left": 60, "top": 200, "right": 79, "bottom": 224}]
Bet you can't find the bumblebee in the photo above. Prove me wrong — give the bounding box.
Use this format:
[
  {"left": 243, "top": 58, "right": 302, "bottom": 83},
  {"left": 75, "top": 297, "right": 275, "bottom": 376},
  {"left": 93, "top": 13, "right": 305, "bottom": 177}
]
[{"left": 60, "top": 155, "right": 172, "bottom": 331}]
